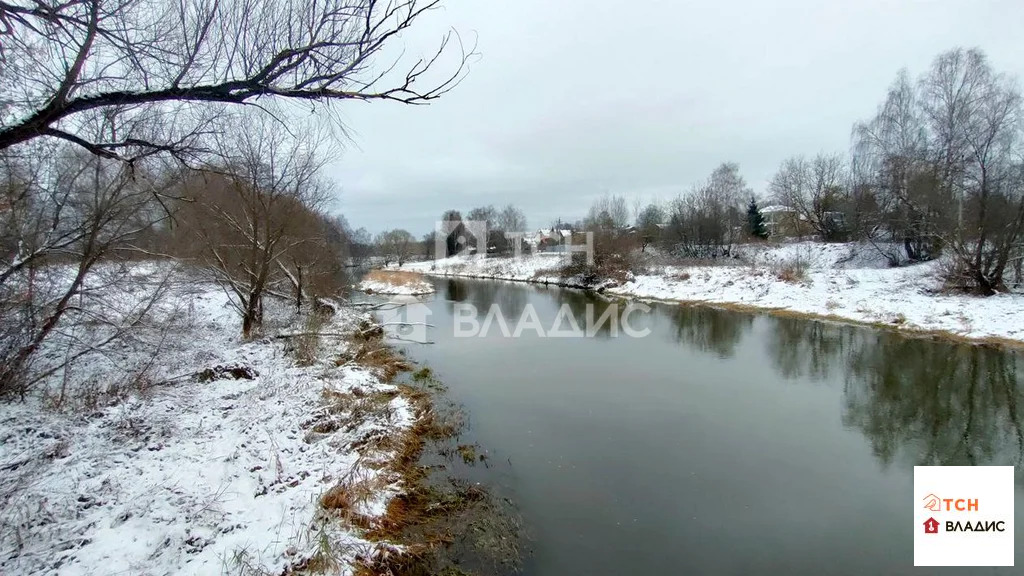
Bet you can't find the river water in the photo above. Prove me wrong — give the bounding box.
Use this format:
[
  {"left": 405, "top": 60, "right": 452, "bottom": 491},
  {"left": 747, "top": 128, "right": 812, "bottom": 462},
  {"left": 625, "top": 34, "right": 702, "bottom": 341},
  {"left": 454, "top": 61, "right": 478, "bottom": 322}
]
[{"left": 392, "top": 277, "right": 1023, "bottom": 575}]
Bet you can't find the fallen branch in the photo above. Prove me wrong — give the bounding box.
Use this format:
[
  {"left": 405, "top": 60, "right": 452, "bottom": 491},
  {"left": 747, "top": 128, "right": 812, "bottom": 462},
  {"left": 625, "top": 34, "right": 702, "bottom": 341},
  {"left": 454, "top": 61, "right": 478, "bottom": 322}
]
[{"left": 275, "top": 322, "right": 434, "bottom": 339}]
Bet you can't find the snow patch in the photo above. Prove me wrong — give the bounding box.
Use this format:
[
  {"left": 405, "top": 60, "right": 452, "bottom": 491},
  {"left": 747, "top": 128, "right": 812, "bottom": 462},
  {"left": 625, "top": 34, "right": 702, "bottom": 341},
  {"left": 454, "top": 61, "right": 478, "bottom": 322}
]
[{"left": 0, "top": 273, "right": 414, "bottom": 575}]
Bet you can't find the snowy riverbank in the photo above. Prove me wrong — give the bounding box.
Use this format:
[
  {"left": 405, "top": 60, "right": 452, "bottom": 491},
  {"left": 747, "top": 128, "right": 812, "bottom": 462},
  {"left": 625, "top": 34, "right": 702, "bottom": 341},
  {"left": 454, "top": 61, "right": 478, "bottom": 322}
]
[
  {"left": 0, "top": 268, "right": 417, "bottom": 575},
  {"left": 399, "top": 243, "right": 1024, "bottom": 345},
  {"left": 357, "top": 270, "right": 435, "bottom": 295}
]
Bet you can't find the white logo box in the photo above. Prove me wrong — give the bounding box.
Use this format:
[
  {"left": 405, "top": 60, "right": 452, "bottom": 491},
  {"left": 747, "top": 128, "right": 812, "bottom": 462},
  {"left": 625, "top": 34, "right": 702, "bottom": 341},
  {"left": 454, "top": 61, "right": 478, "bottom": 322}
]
[{"left": 914, "top": 466, "right": 1014, "bottom": 566}]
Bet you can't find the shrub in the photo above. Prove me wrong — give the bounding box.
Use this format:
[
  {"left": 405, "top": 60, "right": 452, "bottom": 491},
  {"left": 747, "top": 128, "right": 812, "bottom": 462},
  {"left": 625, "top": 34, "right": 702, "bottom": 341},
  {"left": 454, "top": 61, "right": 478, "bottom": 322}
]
[
  {"left": 293, "top": 311, "right": 328, "bottom": 366},
  {"left": 559, "top": 232, "right": 636, "bottom": 286},
  {"left": 774, "top": 255, "right": 809, "bottom": 283}
]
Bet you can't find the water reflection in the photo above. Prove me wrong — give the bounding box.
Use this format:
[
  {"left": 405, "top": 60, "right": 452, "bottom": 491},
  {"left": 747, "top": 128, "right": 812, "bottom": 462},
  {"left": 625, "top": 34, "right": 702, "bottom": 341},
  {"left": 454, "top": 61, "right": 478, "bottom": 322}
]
[
  {"left": 445, "top": 279, "right": 468, "bottom": 302},
  {"left": 767, "top": 317, "right": 859, "bottom": 380},
  {"left": 660, "top": 302, "right": 1024, "bottom": 479},
  {"left": 444, "top": 279, "right": 530, "bottom": 321},
  {"left": 558, "top": 291, "right": 637, "bottom": 338},
  {"left": 442, "top": 279, "right": 1024, "bottom": 483},
  {"left": 667, "top": 305, "right": 752, "bottom": 358},
  {"left": 842, "top": 333, "right": 1024, "bottom": 479}
]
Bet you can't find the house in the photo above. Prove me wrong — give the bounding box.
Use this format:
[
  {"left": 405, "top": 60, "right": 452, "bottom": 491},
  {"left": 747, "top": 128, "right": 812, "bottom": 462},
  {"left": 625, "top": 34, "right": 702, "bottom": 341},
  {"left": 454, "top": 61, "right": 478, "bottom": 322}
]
[
  {"left": 761, "top": 205, "right": 847, "bottom": 239},
  {"left": 527, "top": 229, "right": 572, "bottom": 252},
  {"left": 760, "top": 205, "right": 803, "bottom": 237},
  {"left": 923, "top": 517, "right": 939, "bottom": 534}
]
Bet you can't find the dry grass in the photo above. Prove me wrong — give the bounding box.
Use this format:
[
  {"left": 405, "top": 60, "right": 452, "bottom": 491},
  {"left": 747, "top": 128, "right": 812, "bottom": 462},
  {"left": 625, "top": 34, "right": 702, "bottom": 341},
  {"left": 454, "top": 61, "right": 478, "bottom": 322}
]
[
  {"left": 309, "top": 321, "right": 455, "bottom": 572},
  {"left": 337, "top": 319, "right": 413, "bottom": 383},
  {"left": 774, "top": 256, "right": 809, "bottom": 283},
  {"left": 293, "top": 311, "right": 329, "bottom": 366},
  {"left": 364, "top": 269, "right": 427, "bottom": 287},
  {"left": 313, "top": 317, "right": 520, "bottom": 575}
]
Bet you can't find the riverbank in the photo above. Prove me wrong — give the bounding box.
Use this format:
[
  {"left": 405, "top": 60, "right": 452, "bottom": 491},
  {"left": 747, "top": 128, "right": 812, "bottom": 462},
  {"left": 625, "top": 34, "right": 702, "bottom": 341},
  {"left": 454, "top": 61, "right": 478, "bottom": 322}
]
[
  {"left": 0, "top": 266, "right": 447, "bottom": 574},
  {"left": 357, "top": 269, "right": 435, "bottom": 295},
  {"left": 399, "top": 242, "right": 1024, "bottom": 346}
]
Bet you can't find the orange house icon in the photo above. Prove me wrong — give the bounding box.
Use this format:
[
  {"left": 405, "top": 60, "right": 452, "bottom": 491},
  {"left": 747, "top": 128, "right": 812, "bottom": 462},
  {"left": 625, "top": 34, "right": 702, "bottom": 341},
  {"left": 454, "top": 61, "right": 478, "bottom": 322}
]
[{"left": 924, "top": 517, "right": 940, "bottom": 534}]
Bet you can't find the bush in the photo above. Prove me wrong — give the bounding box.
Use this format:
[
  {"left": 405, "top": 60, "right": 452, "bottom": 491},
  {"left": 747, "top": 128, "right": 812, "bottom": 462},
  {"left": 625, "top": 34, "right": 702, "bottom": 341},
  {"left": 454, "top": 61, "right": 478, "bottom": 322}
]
[
  {"left": 559, "top": 232, "right": 636, "bottom": 286},
  {"left": 293, "top": 311, "right": 329, "bottom": 366},
  {"left": 937, "top": 256, "right": 1017, "bottom": 295},
  {"left": 774, "top": 256, "right": 809, "bottom": 283}
]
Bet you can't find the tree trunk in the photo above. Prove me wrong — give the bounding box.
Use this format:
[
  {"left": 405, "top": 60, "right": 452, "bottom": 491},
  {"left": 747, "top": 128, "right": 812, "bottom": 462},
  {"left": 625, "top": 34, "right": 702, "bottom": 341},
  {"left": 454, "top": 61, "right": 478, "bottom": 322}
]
[
  {"left": 241, "top": 296, "right": 263, "bottom": 339},
  {"left": 1, "top": 258, "right": 93, "bottom": 396}
]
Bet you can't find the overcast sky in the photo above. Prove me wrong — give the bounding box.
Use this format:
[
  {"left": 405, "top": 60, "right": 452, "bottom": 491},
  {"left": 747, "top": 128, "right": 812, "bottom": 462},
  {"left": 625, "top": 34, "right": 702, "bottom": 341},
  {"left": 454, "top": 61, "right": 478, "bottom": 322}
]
[{"left": 326, "top": 0, "right": 1024, "bottom": 236}]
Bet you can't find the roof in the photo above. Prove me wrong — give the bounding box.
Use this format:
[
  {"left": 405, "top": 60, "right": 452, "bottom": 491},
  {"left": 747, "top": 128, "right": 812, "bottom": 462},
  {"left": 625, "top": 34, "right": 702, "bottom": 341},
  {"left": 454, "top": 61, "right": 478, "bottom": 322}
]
[{"left": 760, "top": 205, "right": 796, "bottom": 214}]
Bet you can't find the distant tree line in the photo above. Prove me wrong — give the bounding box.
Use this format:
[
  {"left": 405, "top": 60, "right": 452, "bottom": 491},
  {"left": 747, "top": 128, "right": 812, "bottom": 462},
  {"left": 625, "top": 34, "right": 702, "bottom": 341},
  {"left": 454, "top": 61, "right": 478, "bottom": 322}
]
[
  {"left": 374, "top": 204, "right": 529, "bottom": 263},
  {"left": 549, "top": 47, "right": 1024, "bottom": 294}
]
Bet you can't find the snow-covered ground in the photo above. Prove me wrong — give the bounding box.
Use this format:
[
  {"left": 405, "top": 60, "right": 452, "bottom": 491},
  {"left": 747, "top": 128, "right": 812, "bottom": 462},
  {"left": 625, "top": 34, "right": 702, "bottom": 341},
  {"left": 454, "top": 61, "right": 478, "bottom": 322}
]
[
  {"left": 402, "top": 243, "right": 1024, "bottom": 345},
  {"left": 0, "top": 268, "right": 414, "bottom": 575},
  {"left": 400, "top": 253, "right": 568, "bottom": 286},
  {"left": 357, "top": 271, "right": 435, "bottom": 295}
]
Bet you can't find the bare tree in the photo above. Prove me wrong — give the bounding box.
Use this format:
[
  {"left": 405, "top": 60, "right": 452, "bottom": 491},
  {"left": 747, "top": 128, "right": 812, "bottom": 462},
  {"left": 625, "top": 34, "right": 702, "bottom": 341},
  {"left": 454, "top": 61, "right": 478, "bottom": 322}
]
[
  {"left": 493, "top": 203, "right": 527, "bottom": 254},
  {"left": 468, "top": 204, "right": 508, "bottom": 252},
  {"left": 178, "top": 114, "right": 331, "bottom": 337},
  {"left": 375, "top": 228, "right": 415, "bottom": 266},
  {"left": 853, "top": 68, "right": 945, "bottom": 264},
  {"left": 0, "top": 0, "right": 471, "bottom": 161},
  {"left": 584, "top": 194, "right": 629, "bottom": 231},
  {"left": 854, "top": 48, "right": 1024, "bottom": 292},
  {"left": 664, "top": 163, "right": 748, "bottom": 257},
  {"left": 276, "top": 210, "right": 348, "bottom": 313},
  {"left": 635, "top": 203, "right": 664, "bottom": 252},
  {"left": 707, "top": 162, "right": 750, "bottom": 246},
  {"left": 923, "top": 50, "right": 1024, "bottom": 293},
  {"left": 466, "top": 205, "right": 497, "bottom": 228},
  {"left": 497, "top": 204, "right": 527, "bottom": 234},
  {"left": 348, "top": 226, "right": 373, "bottom": 265},
  {"left": 665, "top": 185, "right": 730, "bottom": 258},
  {"left": 769, "top": 154, "right": 848, "bottom": 241},
  {"left": 0, "top": 138, "right": 169, "bottom": 396}
]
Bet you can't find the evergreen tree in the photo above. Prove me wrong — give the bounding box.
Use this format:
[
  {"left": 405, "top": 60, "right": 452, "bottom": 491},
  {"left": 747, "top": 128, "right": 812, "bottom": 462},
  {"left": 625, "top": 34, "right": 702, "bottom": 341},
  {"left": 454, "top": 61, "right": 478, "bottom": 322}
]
[{"left": 747, "top": 197, "right": 769, "bottom": 239}]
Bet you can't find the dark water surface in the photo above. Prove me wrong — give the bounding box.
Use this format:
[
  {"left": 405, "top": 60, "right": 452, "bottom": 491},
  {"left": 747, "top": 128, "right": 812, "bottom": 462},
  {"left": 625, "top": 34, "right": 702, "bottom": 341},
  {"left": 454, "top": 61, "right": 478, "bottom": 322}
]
[{"left": 394, "top": 278, "right": 1023, "bottom": 575}]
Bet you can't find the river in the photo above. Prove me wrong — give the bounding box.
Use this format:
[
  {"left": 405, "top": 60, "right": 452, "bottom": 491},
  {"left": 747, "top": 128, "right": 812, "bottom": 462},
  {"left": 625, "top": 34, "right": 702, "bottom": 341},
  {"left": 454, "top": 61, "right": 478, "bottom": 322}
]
[{"left": 391, "top": 277, "right": 1023, "bottom": 575}]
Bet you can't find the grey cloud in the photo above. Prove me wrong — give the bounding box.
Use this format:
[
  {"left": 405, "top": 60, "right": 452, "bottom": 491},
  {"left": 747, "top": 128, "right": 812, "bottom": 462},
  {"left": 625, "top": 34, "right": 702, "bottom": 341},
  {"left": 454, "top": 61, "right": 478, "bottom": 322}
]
[{"left": 327, "top": 0, "right": 1024, "bottom": 234}]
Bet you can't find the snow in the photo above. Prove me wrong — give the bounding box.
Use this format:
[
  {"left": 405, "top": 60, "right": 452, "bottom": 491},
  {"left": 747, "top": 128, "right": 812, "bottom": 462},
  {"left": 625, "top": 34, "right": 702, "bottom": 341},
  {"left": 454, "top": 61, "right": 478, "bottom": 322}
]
[
  {"left": 402, "top": 253, "right": 566, "bottom": 285},
  {"left": 0, "top": 268, "right": 414, "bottom": 575},
  {"left": 403, "top": 243, "right": 1024, "bottom": 344},
  {"left": 357, "top": 277, "right": 435, "bottom": 295},
  {"left": 759, "top": 205, "right": 795, "bottom": 214}
]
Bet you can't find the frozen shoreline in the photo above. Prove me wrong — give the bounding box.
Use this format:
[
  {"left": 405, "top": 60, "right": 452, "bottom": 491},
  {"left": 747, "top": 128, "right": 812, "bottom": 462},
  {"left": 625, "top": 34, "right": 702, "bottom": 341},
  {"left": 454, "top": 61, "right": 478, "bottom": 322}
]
[{"left": 400, "top": 243, "right": 1024, "bottom": 346}]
